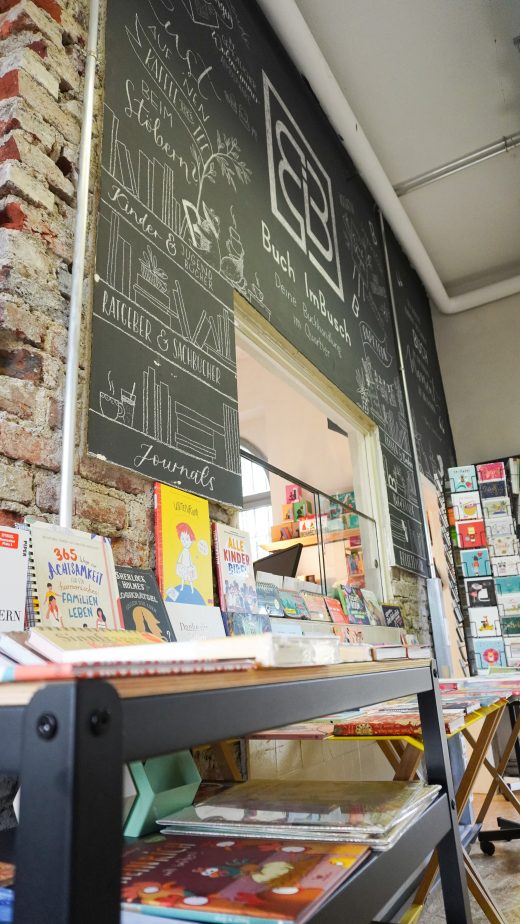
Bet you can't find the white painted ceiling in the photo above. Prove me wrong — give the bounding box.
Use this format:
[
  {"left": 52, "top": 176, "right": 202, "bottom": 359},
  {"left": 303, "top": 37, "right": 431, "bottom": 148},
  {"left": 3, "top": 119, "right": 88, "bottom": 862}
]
[{"left": 295, "top": 0, "right": 520, "bottom": 294}]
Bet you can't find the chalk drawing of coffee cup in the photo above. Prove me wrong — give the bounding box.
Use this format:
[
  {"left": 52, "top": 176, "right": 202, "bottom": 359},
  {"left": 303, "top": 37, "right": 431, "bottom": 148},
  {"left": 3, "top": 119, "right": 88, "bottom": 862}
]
[{"left": 99, "top": 392, "right": 125, "bottom": 421}]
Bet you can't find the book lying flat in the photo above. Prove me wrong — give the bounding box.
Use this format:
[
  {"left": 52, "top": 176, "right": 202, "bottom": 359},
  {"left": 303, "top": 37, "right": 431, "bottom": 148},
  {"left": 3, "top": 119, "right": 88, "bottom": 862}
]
[
  {"left": 121, "top": 834, "right": 369, "bottom": 924},
  {"left": 0, "top": 658, "right": 256, "bottom": 684},
  {"left": 26, "top": 628, "right": 340, "bottom": 669},
  {"left": 0, "top": 632, "right": 46, "bottom": 665},
  {"left": 334, "top": 710, "right": 466, "bottom": 737},
  {"left": 248, "top": 722, "right": 334, "bottom": 740},
  {"left": 158, "top": 779, "right": 440, "bottom": 839}
]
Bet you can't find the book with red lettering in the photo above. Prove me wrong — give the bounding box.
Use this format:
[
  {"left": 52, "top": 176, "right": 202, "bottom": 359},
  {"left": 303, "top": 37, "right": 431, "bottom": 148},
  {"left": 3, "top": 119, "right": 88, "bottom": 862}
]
[
  {"left": 333, "top": 710, "right": 465, "bottom": 738},
  {"left": 0, "top": 526, "right": 29, "bottom": 632},
  {"left": 213, "top": 523, "right": 258, "bottom": 614},
  {"left": 121, "top": 834, "right": 369, "bottom": 923}
]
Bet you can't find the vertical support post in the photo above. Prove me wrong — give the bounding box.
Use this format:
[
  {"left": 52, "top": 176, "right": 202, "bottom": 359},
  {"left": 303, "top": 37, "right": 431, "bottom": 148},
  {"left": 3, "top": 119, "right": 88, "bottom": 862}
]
[
  {"left": 59, "top": 0, "right": 100, "bottom": 527},
  {"left": 417, "top": 663, "right": 473, "bottom": 924},
  {"left": 14, "top": 681, "right": 122, "bottom": 924}
]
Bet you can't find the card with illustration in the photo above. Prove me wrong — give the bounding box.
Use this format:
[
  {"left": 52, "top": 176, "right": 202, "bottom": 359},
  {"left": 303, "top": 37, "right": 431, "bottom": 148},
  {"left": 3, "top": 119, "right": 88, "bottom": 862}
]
[
  {"left": 472, "top": 636, "right": 506, "bottom": 669},
  {"left": 499, "top": 614, "right": 520, "bottom": 636},
  {"left": 154, "top": 484, "right": 213, "bottom": 607},
  {"left": 491, "top": 555, "right": 520, "bottom": 578},
  {"left": 477, "top": 462, "right": 506, "bottom": 483},
  {"left": 456, "top": 548, "right": 491, "bottom": 578},
  {"left": 479, "top": 479, "right": 508, "bottom": 500},
  {"left": 464, "top": 578, "right": 497, "bottom": 608},
  {"left": 489, "top": 535, "right": 519, "bottom": 558},
  {"left": 467, "top": 606, "right": 500, "bottom": 637},
  {"left": 449, "top": 491, "right": 482, "bottom": 522},
  {"left": 456, "top": 520, "right": 487, "bottom": 549},
  {"left": 447, "top": 465, "right": 477, "bottom": 493},
  {"left": 482, "top": 497, "right": 511, "bottom": 520}
]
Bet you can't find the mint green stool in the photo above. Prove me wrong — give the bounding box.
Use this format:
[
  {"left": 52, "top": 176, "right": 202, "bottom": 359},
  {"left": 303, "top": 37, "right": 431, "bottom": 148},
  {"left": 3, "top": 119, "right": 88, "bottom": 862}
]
[{"left": 123, "top": 751, "right": 201, "bottom": 838}]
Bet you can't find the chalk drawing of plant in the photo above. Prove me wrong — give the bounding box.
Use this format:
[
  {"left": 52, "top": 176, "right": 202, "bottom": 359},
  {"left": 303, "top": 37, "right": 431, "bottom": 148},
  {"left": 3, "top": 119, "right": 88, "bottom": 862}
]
[{"left": 192, "top": 132, "right": 252, "bottom": 218}]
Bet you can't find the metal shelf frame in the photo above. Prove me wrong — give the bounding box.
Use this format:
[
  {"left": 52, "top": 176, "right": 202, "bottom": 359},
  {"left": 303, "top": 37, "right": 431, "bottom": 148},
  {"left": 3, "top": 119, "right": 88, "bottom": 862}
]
[{"left": 0, "top": 661, "right": 473, "bottom": 923}]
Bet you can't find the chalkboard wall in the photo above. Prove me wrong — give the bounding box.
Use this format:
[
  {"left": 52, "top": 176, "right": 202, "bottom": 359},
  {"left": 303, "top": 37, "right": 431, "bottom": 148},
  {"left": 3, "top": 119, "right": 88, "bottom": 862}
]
[{"left": 89, "top": 0, "right": 453, "bottom": 576}]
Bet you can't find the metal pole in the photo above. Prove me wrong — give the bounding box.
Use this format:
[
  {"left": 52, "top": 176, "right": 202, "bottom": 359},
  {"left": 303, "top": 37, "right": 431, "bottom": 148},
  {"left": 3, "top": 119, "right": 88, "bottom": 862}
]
[{"left": 59, "top": 0, "right": 100, "bottom": 527}]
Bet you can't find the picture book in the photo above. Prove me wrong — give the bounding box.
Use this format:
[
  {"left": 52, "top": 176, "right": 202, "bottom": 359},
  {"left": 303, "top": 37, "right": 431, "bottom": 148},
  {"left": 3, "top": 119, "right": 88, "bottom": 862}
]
[
  {"left": 381, "top": 604, "right": 405, "bottom": 629},
  {"left": 499, "top": 615, "right": 520, "bottom": 636},
  {"left": 491, "top": 555, "right": 520, "bottom": 578},
  {"left": 489, "top": 535, "right": 519, "bottom": 558},
  {"left": 223, "top": 612, "right": 272, "bottom": 636},
  {"left": 455, "top": 548, "right": 491, "bottom": 578},
  {"left": 158, "top": 779, "right": 439, "bottom": 838},
  {"left": 324, "top": 596, "right": 348, "bottom": 624},
  {"left": 336, "top": 584, "right": 370, "bottom": 624},
  {"left": 360, "top": 589, "right": 385, "bottom": 626},
  {"left": 116, "top": 567, "right": 175, "bottom": 641},
  {"left": 255, "top": 581, "right": 283, "bottom": 617},
  {"left": 456, "top": 520, "right": 487, "bottom": 549},
  {"left": 29, "top": 522, "right": 121, "bottom": 629},
  {"left": 165, "top": 604, "right": 225, "bottom": 641},
  {"left": 302, "top": 593, "right": 331, "bottom": 622},
  {"left": 477, "top": 461, "right": 506, "bottom": 483},
  {"left": 121, "top": 834, "right": 369, "bottom": 923},
  {"left": 464, "top": 578, "right": 497, "bottom": 608},
  {"left": 279, "top": 590, "right": 310, "bottom": 619},
  {"left": 467, "top": 607, "right": 500, "bottom": 637},
  {"left": 482, "top": 497, "right": 511, "bottom": 520},
  {"left": 449, "top": 491, "right": 482, "bottom": 522},
  {"left": 447, "top": 465, "right": 477, "bottom": 493},
  {"left": 472, "top": 637, "right": 507, "bottom": 669},
  {"left": 213, "top": 523, "right": 258, "bottom": 614},
  {"left": 0, "top": 526, "right": 29, "bottom": 632},
  {"left": 479, "top": 479, "right": 508, "bottom": 500},
  {"left": 154, "top": 484, "right": 213, "bottom": 607}
]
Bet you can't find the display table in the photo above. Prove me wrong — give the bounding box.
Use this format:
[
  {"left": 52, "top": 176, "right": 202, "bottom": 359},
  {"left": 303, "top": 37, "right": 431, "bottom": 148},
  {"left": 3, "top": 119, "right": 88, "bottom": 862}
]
[{"left": 0, "top": 659, "right": 473, "bottom": 924}]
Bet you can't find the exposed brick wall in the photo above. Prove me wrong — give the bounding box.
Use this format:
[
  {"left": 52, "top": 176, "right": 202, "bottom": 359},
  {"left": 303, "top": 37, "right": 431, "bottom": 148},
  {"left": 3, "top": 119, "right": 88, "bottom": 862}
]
[{"left": 390, "top": 567, "right": 431, "bottom": 644}]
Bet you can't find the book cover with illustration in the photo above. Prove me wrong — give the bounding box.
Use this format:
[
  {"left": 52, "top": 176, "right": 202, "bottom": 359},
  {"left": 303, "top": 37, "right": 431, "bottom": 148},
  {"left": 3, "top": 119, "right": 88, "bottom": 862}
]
[
  {"left": 256, "top": 581, "right": 283, "bottom": 617},
  {"left": 155, "top": 484, "right": 213, "bottom": 607},
  {"left": 213, "top": 523, "right": 258, "bottom": 614},
  {"left": 121, "top": 834, "right": 369, "bottom": 923},
  {"left": 223, "top": 611, "right": 272, "bottom": 636},
  {"left": 279, "top": 590, "right": 310, "bottom": 619},
  {"left": 336, "top": 584, "right": 370, "bottom": 625},
  {"left": 0, "top": 526, "right": 30, "bottom": 632},
  {"left": 302, "top": 593, "right": 331, "bottom": 622},
  {"left": 360, "top": 589, "right": 385, "bottom": 626},
  {"left": 115, "top": 566, "right": 175, "bottom": 641},
  {"left": 381, "top": 604, "right": 405, "bottom": 629},
  {"left": 29, "top": 522, "right": 121, "bottom": 629}
]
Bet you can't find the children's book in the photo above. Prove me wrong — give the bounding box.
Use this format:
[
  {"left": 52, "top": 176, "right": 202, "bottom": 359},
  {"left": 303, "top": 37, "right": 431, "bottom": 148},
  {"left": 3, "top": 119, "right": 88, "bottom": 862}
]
[
  {"left": 116, "top": 567, "right": 175, "bottom": 641},
  {"left": 255, "top": 581, "right": 283, "bottom": 617},
  {"left": 381, "top": 604, "right": 405, "bottom": 629},
  {"left": 165, "top": 604, "right": 225, "bottom": 641},
  {"left": 213, "top": 523, "right": 258, "bottom": 614},
  {"left": 121, "top": 834, "right": 369, "bottom": 924},
  {"left": 223, "top": 612, "right": 272, "bottom": 636},
  {"left": 464, "top": 578, "right": 497, "bottom": 608},
  {"left": 29, "top": 522, "right": 121, "bottom": 629},
  {"left": 155, "top": 484, "right": 213, "bottom": 607},
  {"left": 279, "top": 589, "right": 310, "bottom": 619},
  {"left": 302, "top": 593, "right": 331, "bottom": 622},
  {"left": 472, "top": 636, "right": 507, "bottom": 669},
  {"left": 360, "top": 589, "right": 385, "bottom": 626},
  {"left": 0, "top": 526, "right": 29, "bottom": 632},
  {"left": 324, "top": 596, "right": 348, "bottom": 624},
  {"left": 477, "top": 462, "right": 506, "bottom": 483},
  {"left": 336, "top": 584, "right": 370, "bottom": 624}
]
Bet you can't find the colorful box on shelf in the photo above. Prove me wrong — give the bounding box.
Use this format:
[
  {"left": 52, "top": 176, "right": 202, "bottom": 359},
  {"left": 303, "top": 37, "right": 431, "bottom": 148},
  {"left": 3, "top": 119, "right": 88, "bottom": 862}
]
[
  {"left": 284, "top": 484, "right": 312, "bottom": 505},
  {"left": 448, "top": 490, "right": 482, "bottom": 522},
  {"left": 447, "top": 465, "right": 477, "bottom": 493},
  {"left": 488, "top": 535, "right": 519, "bottom": 558},
  {"left": 281, "top": 503, "right": 295, "bottom": 522},
  {"left": 479, "top": 479, "right": 508, "bottom": 500},
  {"left": 466, "top": 606, "right": 501, "bottom": 637},
  {"left": 482, "top": 497, "right": 512, "bottom": 520},
  {"left": 463, "top": 577, "right": 497, "bottom": 608},
  {"left": 270, "top": 522, "right": 299, "bottom": 542},
  {"left": 477, "top": 461, "right": 506, "bottom": 483},
  {"left": 293, "top": 499, "right": 314, "bottom": 519},
  {"left": 491, "top": 555, "right": 520, "bottom": 577},
  {"left": 456, "top": 519, "right": 487, "bottom": 549},
  {"left": 454, "top": 548, "right": 491, "bottom": 578},
  {"left": 472, "top": 636, "right": 507, "bottom": 669},
  {"left": 298, "top": 514, "right": 328, "bottom": 538}
]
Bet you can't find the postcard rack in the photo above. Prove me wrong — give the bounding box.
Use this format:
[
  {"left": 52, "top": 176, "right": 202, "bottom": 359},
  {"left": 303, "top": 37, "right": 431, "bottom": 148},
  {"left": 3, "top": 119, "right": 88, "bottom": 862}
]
[{"left": 0, "top": 660, "right": 472, "bottom": 924}]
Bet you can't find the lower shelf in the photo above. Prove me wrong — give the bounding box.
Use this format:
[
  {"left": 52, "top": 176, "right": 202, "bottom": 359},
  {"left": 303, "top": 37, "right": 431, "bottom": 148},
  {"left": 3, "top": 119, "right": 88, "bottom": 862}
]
[{"left": 310, "top": 795, "right": 450, "bottom": 924}]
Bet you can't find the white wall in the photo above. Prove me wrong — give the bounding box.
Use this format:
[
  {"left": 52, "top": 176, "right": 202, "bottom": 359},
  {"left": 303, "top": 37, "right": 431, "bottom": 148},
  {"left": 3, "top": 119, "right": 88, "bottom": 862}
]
[{"left": 432, "top": 292, "right": 520, "bottom": 463}]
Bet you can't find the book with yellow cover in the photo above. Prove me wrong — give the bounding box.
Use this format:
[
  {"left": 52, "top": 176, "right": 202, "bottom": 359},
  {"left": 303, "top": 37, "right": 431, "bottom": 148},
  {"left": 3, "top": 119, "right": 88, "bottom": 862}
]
[{"left": 154, "top": 484, "right": 213, "bottom": 607}]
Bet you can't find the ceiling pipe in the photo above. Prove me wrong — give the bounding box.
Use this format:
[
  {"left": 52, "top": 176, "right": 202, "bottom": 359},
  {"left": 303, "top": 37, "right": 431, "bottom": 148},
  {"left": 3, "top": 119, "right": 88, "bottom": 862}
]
[{"left": 257, "top": 0, "right": 520, "bottom": 315}]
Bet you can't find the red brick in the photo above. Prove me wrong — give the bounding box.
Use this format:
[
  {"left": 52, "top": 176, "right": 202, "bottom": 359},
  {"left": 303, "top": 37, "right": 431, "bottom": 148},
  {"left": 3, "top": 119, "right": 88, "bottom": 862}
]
[
  {"left": 0, "top": 375, "right": 36, "bottom": 417},
  {"left": 0, "top": 346, "right": 42, "bottom": 381},
  {"left": 0, "top": 417, "right": 60, "bottom": 469},
  {"left": 0, "top": 200, "right": 24, "bottom": 229},
  {"left": 111, "top": 537, "right": 149, "bottom": 569},
  {"left": 74, "top": 488, "right": 127, "bottom": 531},
  {"left": 79, "top": 455, "right": 148, "bottom": 497},
  {"left": 0, "top": 508, "right": 22, "bottom": 526},
  {"left": 0, "top": 134, "right": 20, "bottom": 163},
  {"left": 0, "top": 71, "right": 19, "bottom": 101},
  {"left": 0, "top": 1, "right": 62, "bottom": 23}
]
